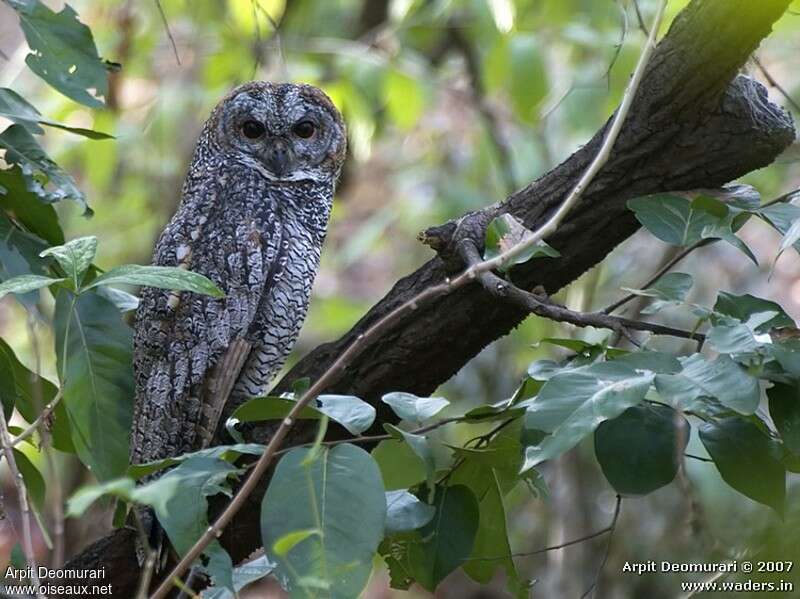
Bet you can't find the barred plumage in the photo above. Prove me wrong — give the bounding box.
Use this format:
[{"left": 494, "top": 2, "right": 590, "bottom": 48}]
[{"left": 130, "top": 82, "right": 346, "bottom": 465}]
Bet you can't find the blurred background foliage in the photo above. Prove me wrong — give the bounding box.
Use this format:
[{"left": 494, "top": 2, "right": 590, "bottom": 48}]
[{"left": 1, "top": 0, "right": 799, "bottom": 596}]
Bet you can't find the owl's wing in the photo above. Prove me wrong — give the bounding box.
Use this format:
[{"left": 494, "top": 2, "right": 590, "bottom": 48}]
[{"left": 130, "top": 183, "right": 281, "bottom": 465}]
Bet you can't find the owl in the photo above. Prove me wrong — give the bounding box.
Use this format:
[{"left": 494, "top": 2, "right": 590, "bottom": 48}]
[{"left": 130, "top": 82, "right": 346, "bottom": 466}]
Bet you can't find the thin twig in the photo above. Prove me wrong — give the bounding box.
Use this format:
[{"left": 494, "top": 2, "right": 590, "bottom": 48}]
[
  {"left": 604, "top": 1, "right": 629, "bottom": 87},
  {"left": 685, "top": 453, "right": 712, "bottom": 463},
  {"left": 133, "top": 510, "right": 157, "bottom": 599},
  {"left": 753, "top": 55, "right": 800, "bottom": 114},
  {"left": 150, "top": 5, "right": 667, "bottom": 595},
  {"left": 603, "top": 187, "right": 800, "bottom": 315},
  {"left": 461, "top": 244, "right": 704, "bottom": 342},
  {"left": 26, "top": 316, "right": 64, "bottom": 567},
  {"left": 0, "top": 406, "right": 44, "bottom": 598},
  {"left": 632, "top": 0, "right": 649, "bottom": 36},
  {"left": 154, "top": 0, "right": 181, "bottom": 65},
  {"left": 468, "top": 525, "right": 613, "bottom": 561},
  {"left": 10, "top": 388, "right": 64, "bottom": 448},
  {"left": 580, "top": 494, "right": 622, "bottom": 599}
]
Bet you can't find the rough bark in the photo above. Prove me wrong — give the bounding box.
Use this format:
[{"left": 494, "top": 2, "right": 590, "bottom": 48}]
[{"left": 60, "top": 1, "right": 795, "bottom": 596}]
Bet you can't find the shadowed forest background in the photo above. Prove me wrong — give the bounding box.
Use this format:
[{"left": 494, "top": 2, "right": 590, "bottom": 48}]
[{"left": 1, "top": 0, "right": 800, "bottom": 597}]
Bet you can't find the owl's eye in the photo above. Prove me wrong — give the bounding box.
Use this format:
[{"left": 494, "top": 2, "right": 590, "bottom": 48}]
[
  {"left": 242, "top": 120, "right": 265, "bottom": 139},
  {"left": 292, "top": 120, "right": 316, "bottom": 138}
]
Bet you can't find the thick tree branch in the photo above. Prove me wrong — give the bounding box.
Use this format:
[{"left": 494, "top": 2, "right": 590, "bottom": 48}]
[{"left": 61, "top": 1, "right": 795, "bottom": 596}]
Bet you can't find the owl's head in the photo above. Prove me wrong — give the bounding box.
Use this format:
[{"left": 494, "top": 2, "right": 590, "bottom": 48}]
[{"left": 207, "top": 81, "right": 346, "bottom": 185}]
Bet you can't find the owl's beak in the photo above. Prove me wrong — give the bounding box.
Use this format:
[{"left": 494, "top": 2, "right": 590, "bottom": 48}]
[{"left": 265, "top": 139, "right": 293, "bottom": 177}]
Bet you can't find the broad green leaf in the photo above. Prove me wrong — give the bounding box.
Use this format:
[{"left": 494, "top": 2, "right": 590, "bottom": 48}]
[
  {"left": 385, "top": 424, "right": 436, "bottom": 489},
  {"left": 0, "top": 274, "right": 65, "bottom": 300},
  {"left": 0, "top": 166, "right": 64, "bottom": 244},
  {"left": 14, "top": 449, "right": 45, "bottom": 509},
  {"left": 524, "top": 361, "right": 652, "bottom": 433},
  {"left": 127, "top": 443, "right": 264, "bottom": 480},
  {"left": 385, "top": 490, "right": 435, "bottom": 533},
  {"left": 483, "top": 213, "right": 559, "bottom": 270},
  {"left": 232, "top": 394, "right": 375, "bottom": 436},
  {"left": 509, "top": 34, "right": 548, "bottom": 123},
  {"left": 85, "top": 264, "right": 224, "bottom": 298},
  {"left": 487, "top": 0, "right": 515, "bottom": 32},
  {"left": 628, "top": 194, "right": 721, "bottom": 246},
  {"left": 133, "top": 456, "right": 240, "bottom": 590},
  {"left": 459, "top": 470, "right": 528, "bottom": 598},
  {"left": 759, "top": 202, "right": 800, "bottom": 255},
  {"left": 406, "top": 485, "right": 479, "bottom": 591},
  {"left": 55, "top": 290, "right": 134, "bottom": 481},
  {"left": 595, "top": 404, "right": 689, "bottom": 495},
  {"left": 0, "top": 338, "right": 73, "bottom": 452},
  {"left": 0, "top": 88, "right": 111, "bottom": 138},
  {"left": 204, "top": 555, "right": 275, "bottom": 599},
  {"left": 273, "top": 529, "right": 320, "bottom": 556},
  {"left": 0, "top": 211, "right": 52, "bottom": 306},
  {"left": 382, "top": 392, "right": 449, "bottom": 423},
  {"left": 0, "top": 125, "right": 89, "bottom": 212},
  {"left": 316, "top": 394, "right": 375, "bottom": 435},
  {"left": 40, "top": 236, "right": 96, "bottom": 289},
  {"left": 654, "top": 354, "right": 760, "bottom": 415},
  {"left": 261, "top": 444, "right": 386, "bottom": 599},
  {"left": 707, "top": 323, "right": 759, "bottom": 355},
  {"left": 621, "top": 272, "right": 693, "bottom": 302},
  {"left": 65, "top": 477, "right": 135, "bottom": 517},
  {"left": 699, "top": 418, "right": 786, "bottom": 514},
  {"left": 768, "top": 382, "right": 800, "bottom": 456},
  {"left": 522, "top": 362, "right": 653, "bottom": 471},
  {"left": 371, "top": 439, "right": 426, "bottom": 491},
  {"left": 713, "top": 292, "right": 795, "bottom": 333},
  {"left": 7, "top": 0, "right": 110, "bottom": 107},
  {"left": 610, "top": 351, "right": 682, "bottom": 374}
]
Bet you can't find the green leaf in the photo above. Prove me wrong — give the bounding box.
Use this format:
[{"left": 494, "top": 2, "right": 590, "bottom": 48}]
[
  {"left": 66, "top": 477, "right": 135, "bottom": 517},
  {"left": 134, "top": 456, "right": 240, "bottom": 589},
  {"left": 232, "top": 394, "right": 375, "bottom": 436},
  {"left": 385, "top": 490, "right": 435, "bottom": 533},
  {"left": 273, "top": 529, "right": 320, "bottom": 557},
  {"left": 460, "top": 470, "right": 528, "bottom": 598},
  {"left": 0, "top": 125, "right": 89, "bottom": 212},
  {"left": 628, "top": 194, "right": 720, "bottom": 246},
  {"left": 610, "top": 350, "right": 682, "bottom": 374},
  {"left": 14, "top": 449, "right": 45, "bottom": 509},
  {"left": 621, "top": 272, "right": 693, "bottom": 302},
  {"left": 261, "top": 444, "right": 386, "bottom": 599},
  {"left": 406, "top": 485, "right": 480, "bottom": 591},
  {"left": 654, "top": 354, "right": 760, "bottom": 415},
  {"left": 699, "top": 418, "right": 786, "bottom": 514},
  {"left": 54, "top": 290, "right": 134, "bottom": 481},
  {"left": 522, "top": 362, "right": 653, "bottom": 471},
  {"left": 0, "top": 88, "right": 111, "bottom": 138},
  {"left": 0, "top": 166, "right": 65, "bottom": 244},
  {"left": 595, "top": 404, "right": 689, "bottom": 495},
  {"left": 316, "top": 394, "right": 375, "bottom": 435},
  {"left": 483, "top": 213, "right": 559, "bottom": 270},
  {"left": 707, "top": 323, "right": 759, "bottom": 355},
  {"left": 85, "top": 264, "right": 224, "bottom": 298},
  {"left": 384, "top": 424, "right": 436, "bottom": 490},
  {"left": 7, "top": 0, "right": 110, "bottom": 107},
  {"left": 40, "top": 236, "right": 96, "bottom": 289},
  {"left": 371, "top": 439, "right": 427, "bottom": 491},
  {"left": 382, "top": 392, "right": 449, "bottom": 424},
  {"left": 203, "top": 555, "right": 275, "bottom": 599},
  {"left": 126, "top": 443, "right": 264, "bottom": 480},
  {"left": 768, "top": 382, "right": 800, "bottom": 456},
  {"left": 0, "top": 338, "right": 73, "bottom": 452},
  {"left": 713, "top": 292, "right": 795, "bottom": 333},
  {"left": 0, "top": 211, "right": 52, "bottom": 306},
  {"left": 0, "top": 273, "right": 65, "bottom": 300},
  {"left": 759, "top": 202, "right": 800, "bottom": 255}
]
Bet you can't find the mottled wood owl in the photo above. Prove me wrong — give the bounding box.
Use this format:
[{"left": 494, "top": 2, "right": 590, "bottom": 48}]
[{"left": 130, "top": 82, "right": 346, "bottom": 466}]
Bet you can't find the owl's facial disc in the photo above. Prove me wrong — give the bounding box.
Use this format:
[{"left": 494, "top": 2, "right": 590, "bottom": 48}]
[{"left": 217, "top": 83, "right": 346, "bottom": 184}]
